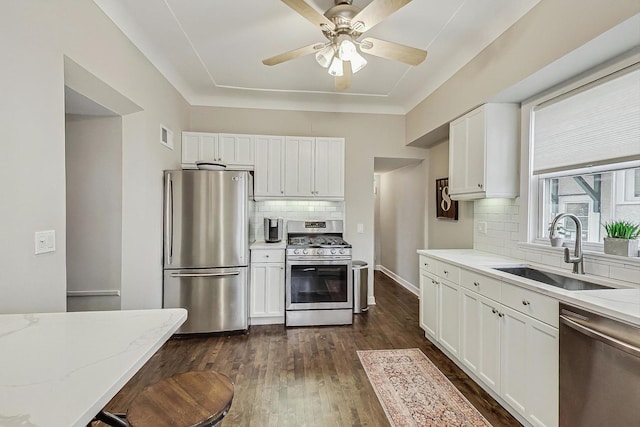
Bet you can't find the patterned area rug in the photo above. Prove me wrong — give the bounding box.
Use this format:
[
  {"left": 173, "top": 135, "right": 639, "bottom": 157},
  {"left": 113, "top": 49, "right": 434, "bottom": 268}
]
[{"left": 357, "top": 348, "right": 492, "bottom": 427}]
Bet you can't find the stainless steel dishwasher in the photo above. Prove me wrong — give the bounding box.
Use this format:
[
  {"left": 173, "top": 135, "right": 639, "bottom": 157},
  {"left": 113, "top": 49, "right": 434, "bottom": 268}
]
[{"left": 559, "top": 303, "right": 640, "bottom": 427}]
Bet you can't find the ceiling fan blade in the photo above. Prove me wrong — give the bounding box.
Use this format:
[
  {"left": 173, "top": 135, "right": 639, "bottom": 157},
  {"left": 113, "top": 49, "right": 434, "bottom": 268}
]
[
  {"left": 281, "top": 0, "right": 335, "bottom": 30},
  {"left": 352, "top": 0, "right": 412, "bottom": 32},
  {"left": 335, "top": 61, "right": 352, "bottom": 91},
  {"left": 263, "top": 43, "right": 325, "bottom": 66},
  {"left": 360, "top": 37, "right": 427, "bottom": 66}
]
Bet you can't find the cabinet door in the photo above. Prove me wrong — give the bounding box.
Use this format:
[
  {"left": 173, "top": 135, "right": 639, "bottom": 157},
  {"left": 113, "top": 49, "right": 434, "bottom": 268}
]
[
  {"left": 500, "top": 305, "right": 529, "bottom": 417},
  {"left": 438, "top": 279, "right": 460, "bottom": 357},
  {"left": 314, "top": 137, "right": 345, "bottom": 198},
  {"left": 478, "top": 296, "right": 501, "bottom": 394},
  {"left": 525, "top": 317, "right": 558, "bottom": 427},
  {"left": 460, "top": 288, "right": 480, "bottom": 373},
  {"left": 250, "top": 263, "right": 285, "bottom": 317},
  {"left": 419, "top": 271, "right": 439, "bottom": 340},
  {"left": 182, "top": 132, "right": 218, "bottom": 165},
  {"left": 285, "top": 136, "right": 315, "bottom": 197},
  {"left": 465, "top": 107, "right": 486, "bottom": 191},
  {"left": 449, "top": 117, "right": 468, "bottom": 195},
  {"left": 255, "top": 135, "right": 285, "bottom": 197},
  {"left": 219, "top": 134, "right": 254, "bottom": 166}
]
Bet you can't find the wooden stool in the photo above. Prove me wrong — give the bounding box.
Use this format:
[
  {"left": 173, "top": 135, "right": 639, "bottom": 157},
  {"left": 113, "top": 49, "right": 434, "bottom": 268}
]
[{"left": 96, "top": 371, "right": 234, "bottom": 427}]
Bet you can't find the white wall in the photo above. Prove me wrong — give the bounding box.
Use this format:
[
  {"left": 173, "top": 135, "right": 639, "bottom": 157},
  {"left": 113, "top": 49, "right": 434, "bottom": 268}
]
[
  {"left": 406, "top": 0, "right": 640, "bottom": 144},
  {"left": 190, "top": 107, "right": 429, "bottom": 301},
  {"left": 427, "top": 141, "right": 474, "bottom": 249},
  {"left": 0, "top": 1, "right": 190, "bottom": 313},
  {"left": 65, "top": 115, "right": 122, "bottom": 311},
  {"left": 377, "top": 162, "right": 428, "bottom": 292}
]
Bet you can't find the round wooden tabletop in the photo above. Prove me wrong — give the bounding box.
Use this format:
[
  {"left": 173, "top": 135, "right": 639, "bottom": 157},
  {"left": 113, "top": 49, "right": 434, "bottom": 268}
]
[{"left": 127, "top": 371, "right": 234, "bottom": 427}]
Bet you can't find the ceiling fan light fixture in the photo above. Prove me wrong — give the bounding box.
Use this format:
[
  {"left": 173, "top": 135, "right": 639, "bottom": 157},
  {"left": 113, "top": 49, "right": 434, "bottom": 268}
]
[
  {"left": 328, "top": 55, "right": 344, "bottom": 77},
  {"left": 337, "top": 39, "right": 357, "bottom": 61},
  {"left": 315, "top": 46, "right": 334, "bottom": 68},
  {"left": 349, "top": 51, "right": 367, "bottom": 73}
]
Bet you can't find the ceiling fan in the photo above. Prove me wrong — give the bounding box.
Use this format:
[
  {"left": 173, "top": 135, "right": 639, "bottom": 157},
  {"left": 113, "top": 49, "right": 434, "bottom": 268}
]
[{"left": 263, "top": 0, "right": 428, "bottom": 91}]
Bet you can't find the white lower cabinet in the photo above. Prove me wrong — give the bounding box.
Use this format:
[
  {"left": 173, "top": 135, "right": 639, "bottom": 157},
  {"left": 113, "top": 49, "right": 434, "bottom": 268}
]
[
  {"left": 250, "top": 249, "right": 285, "bottom": 325},
  {"left": 419, "top": 270, "right": 439, "bottom": 339},
  {"left": 420, "top": 260, "right": 558, "bottom": 427}
]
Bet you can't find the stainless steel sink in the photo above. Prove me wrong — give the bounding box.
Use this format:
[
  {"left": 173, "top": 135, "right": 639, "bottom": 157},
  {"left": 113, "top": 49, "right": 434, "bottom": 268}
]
[{"left": 493, "top": 267, "right": 613, "bottom": 291}]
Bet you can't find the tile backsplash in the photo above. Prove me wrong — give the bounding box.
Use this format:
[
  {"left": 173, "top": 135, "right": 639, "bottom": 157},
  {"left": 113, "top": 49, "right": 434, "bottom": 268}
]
[
  {"left": 473, "top": 198, "right": 640, "bottom": 287},
  {"left": 252, "top": 200, "right": 344, "bottom": 241}
]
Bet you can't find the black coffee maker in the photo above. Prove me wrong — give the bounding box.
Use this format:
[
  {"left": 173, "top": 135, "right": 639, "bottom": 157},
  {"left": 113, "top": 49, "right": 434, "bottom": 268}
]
[{"left": 264, "top": 218, "right": 283, "bottom": 243}]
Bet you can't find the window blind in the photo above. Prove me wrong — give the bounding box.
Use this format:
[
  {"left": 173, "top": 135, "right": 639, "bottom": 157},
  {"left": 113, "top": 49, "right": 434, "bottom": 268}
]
[{"left": 532, "top": 66, "right": 640, "bottom": 175}]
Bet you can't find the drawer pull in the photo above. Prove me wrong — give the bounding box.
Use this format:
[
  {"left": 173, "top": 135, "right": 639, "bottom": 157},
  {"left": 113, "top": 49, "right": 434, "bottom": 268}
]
[
  {"left": 265, "top": 254, "right": 269, "bottom": 258},
  {"left": 498, "top": 312, "right": 504, "bottom": 318},
  {"left": 522, "top": 300, "right": 530, "bottom": 306},
  {"left": 424, "top": 263, "right": 429, "bottom": 267},
  {"left": 473, "top": 281, "right": 479, "bottom": 287},
  {"left": 492, "top": 308, "right": 497, "bottom": 314},
  {"left": 443, "top": 270, "right": 449, "bottom": 275}
]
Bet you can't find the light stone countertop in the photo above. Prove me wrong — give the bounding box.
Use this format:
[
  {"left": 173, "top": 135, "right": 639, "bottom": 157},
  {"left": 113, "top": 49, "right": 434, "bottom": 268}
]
[
  {"left": 0, "top": 308, "right": 187, "bottom": 427},
  {"left": 251, "top": 240, "right": 287, "bottom": 250},
  {"left": 417, "top": 249, "right": 640, "bottom": 327}
]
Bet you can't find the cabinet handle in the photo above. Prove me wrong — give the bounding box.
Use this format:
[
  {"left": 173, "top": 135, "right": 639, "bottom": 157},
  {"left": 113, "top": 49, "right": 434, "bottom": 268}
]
[
  {"left": 265, "top": 254, "right": 269, "bottom": 258},
  {"left": 492, "top": 308, "right": 497, "bottom": 314},
  {"left": 424, "top": 263, "right": 429, "bottom": 267},
  {"left": 432, "top": 280, "right": 439, "bottom": 285},
  {"left": 281, "top": 190, "right": 284, "bottom": 194},
  {"left": 522, "top": 300, "right": 530, "bottom": 306},
  {"left": 473, "top": 281, "right": 479, "bottom": 287},
  {"left": 498, "top": 312, "right": 504, "bottom": 318},
  {"left": 443, "top": 270, "right": 448, "bottom": 275},
  {"left": 477, "top": 183, "right": 483, "bottom": 189}
]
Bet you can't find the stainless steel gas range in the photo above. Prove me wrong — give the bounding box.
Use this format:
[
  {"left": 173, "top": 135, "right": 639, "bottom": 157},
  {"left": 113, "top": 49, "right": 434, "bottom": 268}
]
[{"left": 285, "top": 220, "right": 353, "bottom": 327}]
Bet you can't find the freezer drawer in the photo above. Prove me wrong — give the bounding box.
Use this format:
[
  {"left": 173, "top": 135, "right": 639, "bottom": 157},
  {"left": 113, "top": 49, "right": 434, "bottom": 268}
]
[{"left": 163, "top": 267, "right": 248, "bottom": 333}]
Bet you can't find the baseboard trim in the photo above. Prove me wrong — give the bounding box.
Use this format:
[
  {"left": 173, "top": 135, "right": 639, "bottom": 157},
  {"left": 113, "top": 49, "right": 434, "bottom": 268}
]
[{"left": 378, "top": 266, "right": 419, "bottom": 296}]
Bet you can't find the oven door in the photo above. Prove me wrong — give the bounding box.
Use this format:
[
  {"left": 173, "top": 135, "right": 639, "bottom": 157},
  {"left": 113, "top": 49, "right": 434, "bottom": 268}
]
[{"left": 286, "top": 258, "right": 352, "bottom": 310}]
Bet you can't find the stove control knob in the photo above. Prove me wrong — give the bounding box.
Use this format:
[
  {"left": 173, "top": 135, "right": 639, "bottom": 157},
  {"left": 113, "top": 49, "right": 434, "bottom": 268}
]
[
  {"left": 294, "top": 249, "right": 300, "bottom": 255},
  {"left": 303, "top": 249, "right": 308, "bottom": 254},
  {"left": 317, "top": 249, "right": 324, "bottom": 255},
  {"left": 339, "top": 249, "right": 345, "bottom": 254},
  {"left": 331, "top": 249, "right": 337, "bottom": 254}
]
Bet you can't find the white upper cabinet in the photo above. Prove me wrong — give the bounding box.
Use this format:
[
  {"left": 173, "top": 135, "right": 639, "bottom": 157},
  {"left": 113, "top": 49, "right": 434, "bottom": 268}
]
[
  {"left": 254, "top": 135, "right": 285, "bottom": 198},
  {"left": 314, "top": 137, "right": 345, "bottom": 199},
  {"left": 448, "top": 104, "right": 519, "bottom": 200},
  {"left": 217, "top": 133, "right": 254, "bottom": 167},
  {"left": 285, "top": 136, "right": 345, "bottom": 200},
  {"left": 181, "top": 132, "right": 254, "bottom": 169},
  {"left": 182, "top": 132, "right": 218, "bottom": 166}
]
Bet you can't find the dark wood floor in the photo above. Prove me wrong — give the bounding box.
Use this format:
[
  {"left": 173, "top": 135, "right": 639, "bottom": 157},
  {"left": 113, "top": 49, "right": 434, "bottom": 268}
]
[{"left": 102, "top": 271, "right": 521, "bottom": 426}]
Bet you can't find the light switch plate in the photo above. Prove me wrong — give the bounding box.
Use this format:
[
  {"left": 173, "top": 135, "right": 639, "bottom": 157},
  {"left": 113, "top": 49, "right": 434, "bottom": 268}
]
[
  {"left": 357, "top": 223, "right": 364, "bottom": 233},
  {"left": 478, "top": 222, "right": 487, "bottom": 235},
  {"left": 35, "top": 230, "right": 56, "bottom": 254}
]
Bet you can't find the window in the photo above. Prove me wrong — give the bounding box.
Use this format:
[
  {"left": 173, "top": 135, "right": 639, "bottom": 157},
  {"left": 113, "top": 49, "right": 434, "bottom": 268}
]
[
  {"left": 539, "top": 168, "right": 640, "bottom": 243},
  {"left": 530, "top": 62, "right": 640, "bottom": 248}
]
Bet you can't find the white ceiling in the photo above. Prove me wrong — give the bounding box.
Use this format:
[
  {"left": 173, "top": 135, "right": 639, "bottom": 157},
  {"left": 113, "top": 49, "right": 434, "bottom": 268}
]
[{"left": 93, "top": 0, "right": 539, "bottom": 114}]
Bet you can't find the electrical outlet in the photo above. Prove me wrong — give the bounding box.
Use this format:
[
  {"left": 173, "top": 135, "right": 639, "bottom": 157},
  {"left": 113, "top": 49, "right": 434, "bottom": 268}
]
[
  {"left": 35, "top": 230, "right": 56, "bottom": 255},
  {"left": 478, "top": 222, "right": 487, "bottom": 235}
]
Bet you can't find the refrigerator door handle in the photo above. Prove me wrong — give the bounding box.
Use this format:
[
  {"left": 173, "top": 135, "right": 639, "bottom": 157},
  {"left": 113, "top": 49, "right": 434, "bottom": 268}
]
[
  {"left": 169, "top": 271, "right": 241, "bottom": 278},
  {"left": 165, "top": 172, "right": 173, "bottom": 265}
]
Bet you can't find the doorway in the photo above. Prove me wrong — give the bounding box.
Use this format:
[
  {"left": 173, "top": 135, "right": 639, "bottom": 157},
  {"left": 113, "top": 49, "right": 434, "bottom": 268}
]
[{"left": 65, "top": 87, "right": 123, "bottom": 311}]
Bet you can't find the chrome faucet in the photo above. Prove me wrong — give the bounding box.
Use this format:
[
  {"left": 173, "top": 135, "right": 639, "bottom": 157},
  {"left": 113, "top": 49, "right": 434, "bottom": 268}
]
[{"left": 550, "top": 213, "right": 585, "bottom": 274}]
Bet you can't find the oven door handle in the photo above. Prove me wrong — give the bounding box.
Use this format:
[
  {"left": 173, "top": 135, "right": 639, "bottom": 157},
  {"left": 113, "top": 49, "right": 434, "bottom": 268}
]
[
  {"left": 560, "top": 315, "right": 640, "bottom": 357},
  {"left": 302, "top": 268, "right": 316, "bottom": 272}
]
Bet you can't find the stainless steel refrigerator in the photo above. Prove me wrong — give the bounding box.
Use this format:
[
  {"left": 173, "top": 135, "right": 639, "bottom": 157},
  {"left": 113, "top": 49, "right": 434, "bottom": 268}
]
[{"left": 163, "top": 170, "right": 253, "bottom": 334}]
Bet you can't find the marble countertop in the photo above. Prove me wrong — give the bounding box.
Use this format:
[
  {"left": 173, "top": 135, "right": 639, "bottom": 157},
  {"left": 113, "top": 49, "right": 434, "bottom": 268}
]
[
  {"left": 251, "top": 240, "right": 286, "bottom": 250},
  {"left": 0, "top": 308, "right": 187, "bottom": 427},
  {"left": 417, "top": 249, "right": 640, "bottom": 327}
]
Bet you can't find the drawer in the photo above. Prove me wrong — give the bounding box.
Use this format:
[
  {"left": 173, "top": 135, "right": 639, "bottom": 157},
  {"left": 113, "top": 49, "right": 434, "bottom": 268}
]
[
  {"left": 459, "top": 269, "right": 501, "bottom": 301},
  {"left": 437, "top": 261, "right": 460, "bottom": 283},
  {"left": 251, "top": 249, "right": 285, "bottom": 263},
  {"left": 419, "top": 255, "right": 438, "bottom": 275},
  {"left": 500, "top": 283, "right": 558, "bottom": 327}
]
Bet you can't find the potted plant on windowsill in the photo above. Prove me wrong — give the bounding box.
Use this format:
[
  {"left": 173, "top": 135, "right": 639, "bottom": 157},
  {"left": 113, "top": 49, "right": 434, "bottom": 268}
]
[
  {"left": 548, "top": 224, "right": 568, "bottom": 247},
  {"left": 603, "top": 220, "right": 640, "bottom": 257}
]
